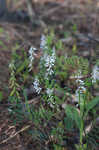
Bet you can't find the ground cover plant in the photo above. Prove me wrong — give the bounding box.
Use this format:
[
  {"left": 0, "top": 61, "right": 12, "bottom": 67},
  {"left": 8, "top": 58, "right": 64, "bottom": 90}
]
[
  {"left": 6, "top": 31, "right": 99, "bottom": 150},
  {"left": 0, "top": 1, "right": 99, "bottom": 150}
]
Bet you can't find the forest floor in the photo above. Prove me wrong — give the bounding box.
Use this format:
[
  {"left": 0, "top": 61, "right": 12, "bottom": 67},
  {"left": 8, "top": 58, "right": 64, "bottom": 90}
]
[{"left": 0, "top": 0, "right": 99, "bottom": 150}]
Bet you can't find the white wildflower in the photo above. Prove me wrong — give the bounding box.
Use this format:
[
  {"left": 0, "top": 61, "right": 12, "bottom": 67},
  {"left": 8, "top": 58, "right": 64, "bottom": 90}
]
[
  {"left": 40, "top": 47, "right": 56, "bottom": 78},
  {"left": 33, "top": 77, "right": 42, "bottom": 94},
  {"left": 75, "top": 78, "right": 86, "bottom": 103},
  {"left": 9, "top": 60, "right": 15, "bottom": 69},
  {"left": 92, "top": 65, "right": 99, "bottom": 83},
  {"left": 46, "top": 88, "right": 56, "bottom": 108},
  {"left": 44, "top": 47, "right": 56, "bottom": 77},
  {"left": 28, "top": 46, "right": 37, "bottom": 71},
  {"left": 74, "top": 70, "right": 83, "bottom": 79},
  {"left": 40, "top": 34, "right": 48, "bottom": 50},
  {"left": 75, "top": 86, "right": 86, "bottom": 97},
  {"left": 76, "top": 79, "right": 84, "bottom": 85},
  {"left": 8, "top": 108, "right": 13, "bottom": 112},
  {"left": 46, "top": 88, "right": 53, "bottom": 98}
]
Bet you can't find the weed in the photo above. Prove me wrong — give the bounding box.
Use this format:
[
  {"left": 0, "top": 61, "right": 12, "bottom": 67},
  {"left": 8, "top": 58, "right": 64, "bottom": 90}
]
[{"left": 8, "top": 31, "right": 99, "bottom": 150}]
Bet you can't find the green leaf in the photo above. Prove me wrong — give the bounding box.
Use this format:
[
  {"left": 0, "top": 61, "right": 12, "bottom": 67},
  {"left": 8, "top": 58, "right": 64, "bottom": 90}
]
[
  {"left": 0, "top": 91, "right": 3, "bottom": 101},
  {"left": 65, "top": 105, "right": 81, "bottom": 129},
  {"left": 16, "top": 59, "right": 28, "bottom": 73},
  {"left": 64, "top": 117, "right": 74, "bottom": 130},
  {"left": 65, "top": 105, "right": 73, "bottom": 119},
  {"left": 10, "top": 87, "right": 16, "bottom": 96},
  {"left": 84, "top": 97, "right": 99, "bottom": 118}
]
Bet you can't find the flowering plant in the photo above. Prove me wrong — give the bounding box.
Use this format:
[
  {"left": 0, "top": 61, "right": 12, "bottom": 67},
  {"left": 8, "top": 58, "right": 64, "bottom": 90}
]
[{"left": 8, "top": 31, "right": 99, "bottom": 150}]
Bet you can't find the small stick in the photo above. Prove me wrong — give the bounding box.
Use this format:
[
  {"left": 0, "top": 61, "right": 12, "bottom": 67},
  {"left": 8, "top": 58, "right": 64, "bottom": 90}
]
[{"left": 0, "top": 124, "right": 31, "bottom": 144}]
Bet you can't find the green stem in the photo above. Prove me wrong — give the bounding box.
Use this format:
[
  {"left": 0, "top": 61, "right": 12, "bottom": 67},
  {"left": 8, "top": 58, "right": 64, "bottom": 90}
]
[{"left": 80, "top": 119, "right": 83, "bottom": 145}]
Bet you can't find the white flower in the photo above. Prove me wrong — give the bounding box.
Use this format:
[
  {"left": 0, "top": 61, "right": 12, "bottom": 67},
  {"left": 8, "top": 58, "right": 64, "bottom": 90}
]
[
  {"left": 40, "top": 34, "right": 48, "bottom": 50},
  {"left": 46, "top": 88, "right": 53, "bottom": 98},
  {"left": 75, "top": 78, "right": 86, "bottom": 103},
  {"left": 76, "top": 79, "right": 84, "bottom": 85},
  {"left": 75, "top": 86, "right": 86, "bottom": 97},
  {"left": 74, "top": 70, "right": 83, "bottom": 79},
  {"left": 28, "top": 46, "right": 37, "bottom": 71},
  {"left": 40, "top": 46, "right": 56, "bottom": 78},
  {"left": 45, "top": 49, "right": 56, "bottom": 67},
  {"left": 9, "top": 60, "right": 15, "bottom": 69},
  {"left": 39, "top": 34, "right": 56, "bottom": 77},
  {"left": 33, "top": 77, "right": 42, "bottom": 94},
  {"left": 92, "top": 65, "right": 99, "bottom": 83},
  {"left": 75, "top": 88, "right": 86, "bottom": 103},
  {"left": 46, "top": 88, "right": 55, "bottom": 108},
  {"left": 29, "top": 47, "right": 37, "bottom": 55},
  {"left": 44, "top": 47, "right": 56, "bottom": 76}
]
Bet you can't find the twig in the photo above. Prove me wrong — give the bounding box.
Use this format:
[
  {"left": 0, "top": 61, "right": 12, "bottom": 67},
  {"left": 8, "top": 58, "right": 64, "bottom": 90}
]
[
  {"left": 27, "top": 96, "right": 40, "bottom": 105},
  {"left": 0, "top": 124, "right": 31, "bottom": 144},
  {"left": 40, "top": 1, "right": 68, "bottom": 19}
]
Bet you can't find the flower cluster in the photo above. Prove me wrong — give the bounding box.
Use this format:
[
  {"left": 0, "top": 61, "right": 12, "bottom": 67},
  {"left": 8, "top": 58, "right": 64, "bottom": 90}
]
[
  {"left": 28, "top": 46, "right": 37, "bottom": 71},
  {"left": 40, "top": 34, "right": 56, "bottom": 78},
  {"left": 40, "top": 34, "right": 56, "bottom": 107},
  {"left": 44, "top": 48, "right": 56, "bottom": 77},
  {"left": 33, "top": 77, "right": 42, "bottom": 94},
  {"left": 92, "top": 65, "right": 99, "bottom": 83},
  {"left": 75, "top": 78, "right": 86, "bottom": 103},
  {"left": 30, "top": 34, "right": 56, "bottom": 108}
]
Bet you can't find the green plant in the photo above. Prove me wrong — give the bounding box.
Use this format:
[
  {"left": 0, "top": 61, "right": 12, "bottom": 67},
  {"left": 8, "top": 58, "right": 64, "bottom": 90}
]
[
  {"left": 8, "top": 31, "right": 99, "bottom": 150},
  {"left": 9, "top": 59, "right": 20, "bottom": 103},
  {"left": 65, "top": 94, "right": 99, "bottom": 150}
]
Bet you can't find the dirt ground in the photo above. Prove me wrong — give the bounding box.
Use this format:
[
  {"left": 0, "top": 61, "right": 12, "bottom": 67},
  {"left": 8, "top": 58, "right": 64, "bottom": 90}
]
[{"left": 0, "top": 0, "right": 99, "bottom": 150}]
